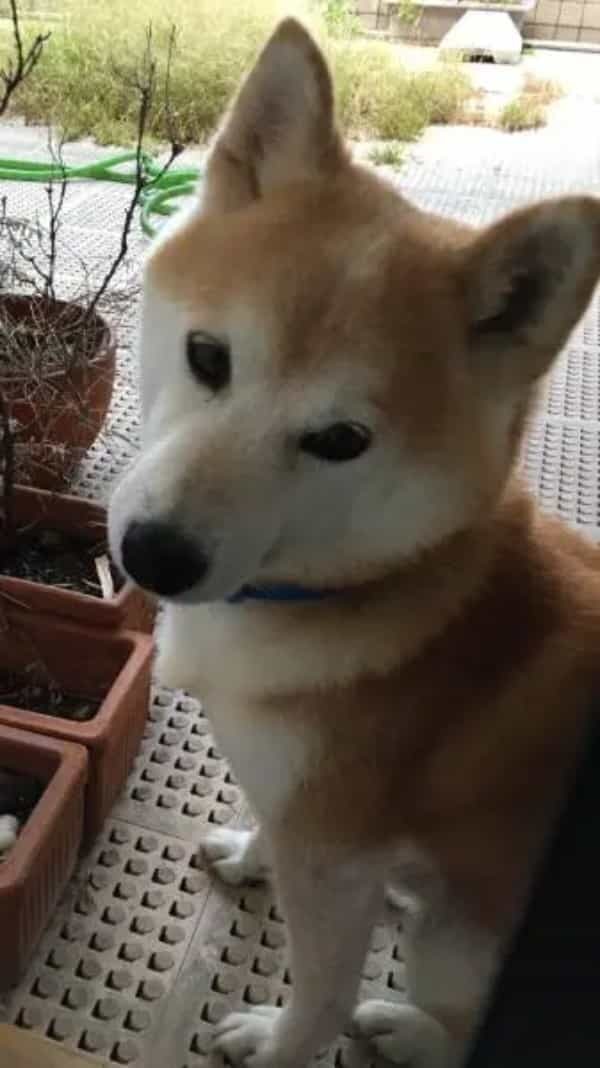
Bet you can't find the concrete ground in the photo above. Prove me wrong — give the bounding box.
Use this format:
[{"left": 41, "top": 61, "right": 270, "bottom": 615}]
[
  {"left": 0, "top": 72, "right": 599, "bottom": 1066},
  {"left": 393, "top": 41, "right": 600, "bottom": 120}
]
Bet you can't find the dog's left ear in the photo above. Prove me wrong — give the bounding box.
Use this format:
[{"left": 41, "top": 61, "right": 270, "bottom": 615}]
[
  {"left": 465, "top": 196, "right": 600, "bottom": 388},
  {"left": 204, "top": 18, "right": 345, "bottom": 212}
]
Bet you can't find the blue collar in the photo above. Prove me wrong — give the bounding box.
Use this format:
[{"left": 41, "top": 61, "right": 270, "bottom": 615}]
[{"left": 227, "top": 583, "right": 336, "bottom": 605}]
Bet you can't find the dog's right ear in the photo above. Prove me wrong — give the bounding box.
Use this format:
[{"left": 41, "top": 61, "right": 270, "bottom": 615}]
[{"left": 203, "top": 18, "right": 345, "bottom": 212}]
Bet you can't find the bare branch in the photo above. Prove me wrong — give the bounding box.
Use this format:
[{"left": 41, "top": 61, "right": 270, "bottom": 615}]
[
  {"left": 160, "top": 24, "right": 185, "bottom": 169},
  {"left": 86, "top": 21, "right": 185, "bottom": 317},
  {"left": 43, "top": 130, "right": 68, "bottom": 301},
  {"left": 0, "top": 17, "right": 185, "bottom": 534},
  {"left": 0, "top": 389, "right": 16, "bottom": 542},
  {"left": 85, "top": 24, "right": 157, "bottom": 318},
  {"left": 0, "top": 0, "right": 51, "bottom": 120}
]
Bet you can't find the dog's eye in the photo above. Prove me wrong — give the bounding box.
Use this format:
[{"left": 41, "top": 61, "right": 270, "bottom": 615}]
[
  {"left": 299, "top": 422, "right": 372, "bottom": 463},
  {"left": 186, "top": 332, "right": 230, "bottom": 392}
]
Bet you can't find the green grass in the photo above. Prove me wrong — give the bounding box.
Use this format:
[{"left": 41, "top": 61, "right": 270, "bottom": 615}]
[
  {"left": 368, "top": 141, "right": 405, "bottom": 169},
  {"left": 319, "top": 0, "right": 360, "bottom": 37},
  {"left": 498, "top": 96, "right": 545, "bottom": 132},
  {"left": 331, "top": 41, "right": 473, "bottom": 141},
  {"left": 498, "top": 74, "right": 563, "bottom": 133},
  {"left": 0, "top": 0, "right": 475, "bottom": 146}
]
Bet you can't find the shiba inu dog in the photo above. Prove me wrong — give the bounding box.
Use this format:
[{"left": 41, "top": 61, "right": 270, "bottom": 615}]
[{"left": 108, "top": 18, "right": 600, "bottom": 1067}]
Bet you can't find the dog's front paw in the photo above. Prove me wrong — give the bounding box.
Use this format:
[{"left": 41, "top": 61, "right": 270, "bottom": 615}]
[
  {"left": 214, "top": 1006, "right": 284, "bottom": 1067},
  {"left": 355, "top": 1000, "right": 453, "bottom": 1068},
  {"left": 200, "top": 828, "right": 269, "bottom": 886}
]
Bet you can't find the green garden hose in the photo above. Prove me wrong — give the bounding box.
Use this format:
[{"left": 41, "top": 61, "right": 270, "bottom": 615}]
[{"left": 0, "top": 150, "right": 202, "bottom": 237}]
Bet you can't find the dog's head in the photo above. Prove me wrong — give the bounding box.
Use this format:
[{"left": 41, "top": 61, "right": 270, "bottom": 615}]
[{"left": 109, "top": 18, "right": 600, "bottom": 603}]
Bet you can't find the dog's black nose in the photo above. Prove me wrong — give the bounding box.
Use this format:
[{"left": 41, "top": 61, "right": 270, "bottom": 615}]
[{"left": 121, "top": 521, "right": 207, "bottom": 597}]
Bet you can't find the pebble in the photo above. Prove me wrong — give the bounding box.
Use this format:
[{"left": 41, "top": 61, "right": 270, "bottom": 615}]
[{"left": 0, "top": 767, "right": 42, "bottom": 823}]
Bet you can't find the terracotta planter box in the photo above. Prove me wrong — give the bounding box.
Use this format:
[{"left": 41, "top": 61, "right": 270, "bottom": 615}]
[
  {"left": 0, "top": 609, "right": 153, "bottom": 838},
  {"left": 0, "top": 485, "right": 155, "bottom": 632},
  {"left": 0, "top": 724, "right": 87, "bottom": 990},
  {"left": 0, "top": 293, "right": 116, "bottom": 491}
]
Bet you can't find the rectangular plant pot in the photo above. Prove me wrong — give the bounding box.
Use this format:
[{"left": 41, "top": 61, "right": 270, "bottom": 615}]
[
  {"left": 0, "top": 724, "right": 87, "bottom": 991},
  {"left": 0, "top": 485, "right": 155, "bottom": 632},
  {"left": 0, "top": 609, "right": 153, "bottom": 838}
]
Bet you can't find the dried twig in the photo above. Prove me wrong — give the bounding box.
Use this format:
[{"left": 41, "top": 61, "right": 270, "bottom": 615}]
[
  {"left": 94, "top": 554, "right": 114, "bottom": 600},
  {"left": 44, "top": 131, "right": 69, "bottom": 302},
  {"left": 86, "top": 22, "right": 183, "bottom": 318},
  {"left": 0, "top": 390, "right": 15, "bottom": 541},
  {"left": 0, "top": 0, "right": 50, "bottom": 119},
  {"left": 0, "top": 17, "right": 183, "bottom": 537},
  {"left": 85, "top": 25, "right": 156, "bottom": 318},
  {"left": 153, "top": 24, "right": 185, "bottom": 180}
]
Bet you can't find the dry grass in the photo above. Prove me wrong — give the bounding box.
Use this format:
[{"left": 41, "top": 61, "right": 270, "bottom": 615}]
[
  {"left": 498, "top": 72, "right": 563, "bottom": 133},
  {"left": 368, "top": 141, "right": 405, "bottom": 169},
  {"left": 0, "top": 0, "right": 476, "bottom": 145},
  {"left": 498, "top": 96, "right": 546, "bottom": 132},
  {"left": 522, "top": 72, "right": 563, "bottom": 106}
]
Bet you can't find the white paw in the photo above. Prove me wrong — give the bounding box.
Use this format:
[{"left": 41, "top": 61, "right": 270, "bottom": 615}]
[
  {"left": 200, "top": 828, "right": 269, "bottom": 886},
  {"left": 355, "top": 1000, "right": 452, "bottom": 1068},
  {"left": 214, "top": 1005, "right": 283, "bottom": 1067}
]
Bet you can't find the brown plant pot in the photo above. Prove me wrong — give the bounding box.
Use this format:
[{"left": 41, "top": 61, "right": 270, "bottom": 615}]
[
  {"left": 0, "top": 724, "right": 87, "bottom": 991},
  {"left": 0, "top": 293, "right": 116, "bottom": 490},
  {"left": 0, "top": 485, "right": 155, "bottom": 632},
  {"left": 0, "top": 609, "right": 153, "bottom": 839}
]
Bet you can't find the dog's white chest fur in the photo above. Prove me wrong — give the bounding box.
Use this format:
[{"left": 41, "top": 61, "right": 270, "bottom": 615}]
[
  {"left": 157, "top": 603, "right": 315, "bottom": 823},
  {"left": 208, "top": 697, "right": 314, "bottom": 823}
]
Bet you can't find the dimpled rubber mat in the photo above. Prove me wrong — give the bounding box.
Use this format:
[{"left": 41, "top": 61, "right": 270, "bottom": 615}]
[
  {"left": 2, "top": 686, "right": 404, "bottom": 1068},
  {"left": 1, "top": 118, "right": 600, "bottom": 1065}
]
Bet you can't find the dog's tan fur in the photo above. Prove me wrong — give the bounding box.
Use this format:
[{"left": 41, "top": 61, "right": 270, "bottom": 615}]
[
  {"left": 275, "top": 496, "right": 600, "bottom": 918},
  {"left": 109, "top": 18, "right": 600, "bottom": 1067}
]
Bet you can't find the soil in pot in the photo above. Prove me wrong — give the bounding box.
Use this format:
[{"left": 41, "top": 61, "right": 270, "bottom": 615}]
[
  {"left": 0, "top": 523, "right": 123, "bottom": 598},
  {"left": 0, "top": 766, "right": 43, "bottom": 860},
  {"left": 0, "top": 668, "right": 102, "bottom": 722},
  {"left": 0, "top": 487, "right": 155, "bottom": 633},
  {"left": 0, "top": 609, "right": 153, "bottom": 838}
]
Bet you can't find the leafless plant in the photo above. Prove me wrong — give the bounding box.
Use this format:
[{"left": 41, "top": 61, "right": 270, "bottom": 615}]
[
  {"left": 0, "top": 17, "right": 183, "bottom": 548},
  {"left": 0, "top": 0, "right": 50, "bottom": 120},
  {"left": 0, "top": 0, "right": 50, "bottom": 548}
]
